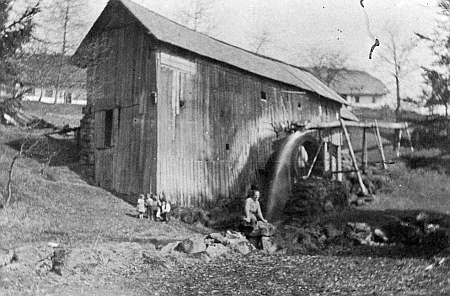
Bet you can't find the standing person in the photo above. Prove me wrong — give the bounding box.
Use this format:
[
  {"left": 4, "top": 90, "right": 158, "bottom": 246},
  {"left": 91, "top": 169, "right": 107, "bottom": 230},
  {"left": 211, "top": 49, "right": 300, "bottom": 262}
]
[
  {"left": 160, "top": 197, "right": 171, "bottom": 222},
  {"left": 145, "top": 193, "right": 154, "bottom": 220},
  {"left": 137, "top": 194, "right": 146, "bottom": 219},
  {"left": 243, "top": 190, "right": 267, "bottom": 227}
]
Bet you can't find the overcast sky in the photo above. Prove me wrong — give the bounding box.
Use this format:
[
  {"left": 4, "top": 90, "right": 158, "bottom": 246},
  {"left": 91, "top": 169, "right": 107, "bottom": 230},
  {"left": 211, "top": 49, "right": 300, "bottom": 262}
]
[{"left": 87, "top": 0, "right": 441, "bottom": 107}]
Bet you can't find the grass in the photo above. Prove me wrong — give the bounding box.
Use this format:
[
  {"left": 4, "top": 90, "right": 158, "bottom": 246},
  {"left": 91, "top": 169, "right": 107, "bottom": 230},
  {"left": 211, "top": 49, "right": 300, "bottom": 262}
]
[
  {"left": 21, "top": 101, "right": 84, "bottom": 128},
  {"left": 0, "top": 124, "right": 197, "bottom": 250},
  {"left": 365, "top": 158, "right": 450, "bottom": 214}
]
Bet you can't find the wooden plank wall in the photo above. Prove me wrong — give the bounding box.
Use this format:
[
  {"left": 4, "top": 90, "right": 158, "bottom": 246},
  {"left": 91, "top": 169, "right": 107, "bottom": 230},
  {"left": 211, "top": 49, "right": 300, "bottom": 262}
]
[
  {"left": 156, "top": 52, "right": 341, "bottom": 206},
  {"left": 90, "top": 24, "right": 158, "bottom": 196}
]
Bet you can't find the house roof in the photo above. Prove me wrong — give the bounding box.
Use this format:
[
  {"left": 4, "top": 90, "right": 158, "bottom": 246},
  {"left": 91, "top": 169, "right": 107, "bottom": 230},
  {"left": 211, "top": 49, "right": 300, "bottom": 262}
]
[
  {"left": 74, "top": 0, "right": 347, "bottom": 105},
  {"left": 329, "top": 69, "right": 388, "bottom": 97}
]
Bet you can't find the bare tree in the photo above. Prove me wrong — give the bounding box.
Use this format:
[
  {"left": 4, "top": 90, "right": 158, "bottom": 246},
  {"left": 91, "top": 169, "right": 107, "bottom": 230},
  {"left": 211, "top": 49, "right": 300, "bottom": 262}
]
[
  {"left": 34, "top": 0, "right": 88, "bottom": 104},
  {"left": 376, "top": 26, "right": 417, "bottom": 121},
  {"left": 175, "top": 0, "right": 216, "bottom": 34},
  {"left": 248, "top": 27, "right": 274, "bottom": 55},
  {"left": 303, "top": 47, "right": 349, "bottom": 87}
]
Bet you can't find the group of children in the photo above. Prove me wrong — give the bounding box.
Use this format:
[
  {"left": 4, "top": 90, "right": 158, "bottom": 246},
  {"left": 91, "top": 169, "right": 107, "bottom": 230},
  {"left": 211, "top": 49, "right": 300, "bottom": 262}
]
[{"left": 137, "top": 193, "right": 171, "bottom": 222}]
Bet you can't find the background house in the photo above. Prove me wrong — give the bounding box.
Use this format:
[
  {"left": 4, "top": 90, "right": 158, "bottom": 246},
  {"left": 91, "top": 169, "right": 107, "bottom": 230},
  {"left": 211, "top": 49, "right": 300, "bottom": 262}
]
[
  {"left": 73, "top": 0, "right": 349, "bottom": 206},
  {"left": 328, "top": 69, "right": 388, "bottom": 109}
]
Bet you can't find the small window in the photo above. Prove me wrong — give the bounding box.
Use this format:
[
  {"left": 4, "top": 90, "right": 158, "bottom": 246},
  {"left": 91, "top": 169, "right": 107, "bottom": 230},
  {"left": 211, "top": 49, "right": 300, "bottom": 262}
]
[
  {"left": 355, "top": 96, "right": 360, "bottom": 103},
  {"left": 297, "top": 102, "right": 302, "bottom": 109},
  {"left": 318, "top": 105, "right": 323, "bottom": 117},
  {"left": 225, "top": 144, "right": 230, "bottom": 151},
  {"left": 372, "top": 96, "right": 376, "bottom": 104},
  {"left": 27, "top": 88, "right": 35, "bottom": 95},
  {"left": 260, "top": 91, "right": 267, "bottom": 101},
  {"left": 45, "top": 89, "right": 53, "bottom": 97},
  {"left": 104, "top": 109, "right": 114, "bottom": 147},
  {"left": 65, "top": 92, "right": 72, "bottom": 103}
]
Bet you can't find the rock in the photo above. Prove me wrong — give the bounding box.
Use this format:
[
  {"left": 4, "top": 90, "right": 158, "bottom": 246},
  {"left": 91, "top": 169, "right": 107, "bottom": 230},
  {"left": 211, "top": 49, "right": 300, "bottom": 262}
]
[
  {"left": 348, "top": 222, "right": 371, "bottom": 233},
  {"left": 261, "top": 237, "right": 278, "bottom": 254},
  {"left": 225, "top": 230, "right": 246, "bottom": 240},
  {"left": 348, "top": 194, "right": 358, "bottom": 205},
  {"left": 204, "top": 238, "right": 215, "bottom": 246},
  {"left": 0, "top": 249, "right": 14, "bottom": 268},
  {"left": 323, "top": 223, "right": 341, "bottom": 240},
  {"left": 208, "top": 233, "right": 228, "bottom": 244},
  {"left": 374, "top": 228, "right": 388, "bottom": 242},
  {"left": 48, "top": 242, "right": 59, "bottom": 248},
  {"left": 160, "top": 242, "right": 180, "bottom": 254},
  {"left": 227, "top": 239, "right": 255, "bottom": 255},
  {"left": 247, "top": 221, "right": 276, "bottom": 237},
  {"left": 205, "top": 244, "right": 229, "bottom": 259},
  {"left": 177, "top": 236, "right": 207, "bottom": 254},
  {"left": 324, "top": 201, "right": 334, "bottom": 213}
]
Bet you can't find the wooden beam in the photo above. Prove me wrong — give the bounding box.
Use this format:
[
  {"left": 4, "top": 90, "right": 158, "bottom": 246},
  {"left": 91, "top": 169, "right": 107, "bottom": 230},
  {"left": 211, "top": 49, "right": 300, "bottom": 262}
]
[
  {"left": 340, "top": 118, "right": 368, "bottom": 196},
  {"left": 302, "top": 120, "right": 406, "bottom": 130},
  {"left": 396, "top": 129, "right": 403, "bottom": 157},
  {"left": 404, "top": 122, "right": 414, "bottom": 153},
  {"left": 362, "top": 127, "right": 368, "bottom": 173},
  {"left": 336, "top": 144, "right": 342, "bottom": 181},
  {"left": 374, "top": 120, "right": 387, "bottom": 169},
  {"left": 305, "top": 141, "right": 324, "bottom": 179}
]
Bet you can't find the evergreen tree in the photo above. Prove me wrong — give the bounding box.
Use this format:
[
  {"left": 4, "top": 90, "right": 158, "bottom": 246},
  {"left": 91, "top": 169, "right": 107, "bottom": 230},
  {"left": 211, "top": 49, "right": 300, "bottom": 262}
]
[
  {"left": 0, "top": 0, "right": 40, "bottom": 124},
  {"left": 417, "top": 0, "right": 450, "bottom": 115},
  {"left": 0, "top": 0, "right": 40, "bottom": 82}
]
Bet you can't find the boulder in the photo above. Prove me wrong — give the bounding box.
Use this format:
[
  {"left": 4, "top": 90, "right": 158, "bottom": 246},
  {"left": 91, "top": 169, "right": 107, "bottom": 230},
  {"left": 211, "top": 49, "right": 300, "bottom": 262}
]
[
  {"left": 208, "top": 233, "right": 228, "bottom": 244},
  {"left": 225, "top": 230, "right": 246, "bottom": 240},
  {"left": 177, "top": 236, "right": 207, "bottom": 254},
  {"left": 205, "top": 244, "right": 229, "bottom": 259},
  {"left": 323, "top": 223, "right": 342, "bottom": 241},
  {"left": 247, "top": 221, "right": 276, "bottom": 237},
  {"left": 159, "top": 242, "right": 181, "bottom": 254},
  {"left": 227, "top": 239, "right": 255, "bottom": 255},
  {"left": 261, "top": 237, "right": 278, "bottom": 254}
]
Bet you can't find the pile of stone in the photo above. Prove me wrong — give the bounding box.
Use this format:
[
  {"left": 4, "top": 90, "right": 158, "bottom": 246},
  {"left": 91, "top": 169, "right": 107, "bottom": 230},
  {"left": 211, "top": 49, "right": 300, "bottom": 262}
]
[
  {"left": 0, "top": 242, "right": 60, "bottom": 276},
  {"left": 283, "top": 178, "right": 349, "bottom": 217},
  {"left": 271, "top": 211, "right": 450, "bottom": 255}
]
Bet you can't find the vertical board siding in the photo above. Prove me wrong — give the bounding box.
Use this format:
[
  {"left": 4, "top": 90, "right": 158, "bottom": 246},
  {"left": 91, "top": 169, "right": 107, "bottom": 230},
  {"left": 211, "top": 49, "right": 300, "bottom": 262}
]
[
  {"left": 91, "top": 24, "right": 158, "bottom": 196},
  {"left": 156, "top": 55, "right": 341, "bottom": 206}
]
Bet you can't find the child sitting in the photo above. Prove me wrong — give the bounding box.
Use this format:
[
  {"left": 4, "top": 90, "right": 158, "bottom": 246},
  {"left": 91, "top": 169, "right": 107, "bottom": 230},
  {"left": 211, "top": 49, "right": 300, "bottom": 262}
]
[{"left": 137, "top": 194, "right": 146, "bottom": 219}]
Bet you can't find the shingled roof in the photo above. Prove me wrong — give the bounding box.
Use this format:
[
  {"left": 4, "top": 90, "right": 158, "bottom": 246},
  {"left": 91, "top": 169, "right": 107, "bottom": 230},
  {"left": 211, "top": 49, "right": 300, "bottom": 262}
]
[
  {"left": 329, "top": 69, "right": 388, "bottom": 97},
  {"left": 75, "top": 0, "right": 347, "bottom": 105}
]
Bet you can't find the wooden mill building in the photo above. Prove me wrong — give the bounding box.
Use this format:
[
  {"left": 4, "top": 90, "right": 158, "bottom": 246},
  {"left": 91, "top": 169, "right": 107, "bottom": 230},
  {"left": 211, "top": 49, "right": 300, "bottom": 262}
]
[{"left": 73, "top": 0, "right": 350, "bottom": 206}]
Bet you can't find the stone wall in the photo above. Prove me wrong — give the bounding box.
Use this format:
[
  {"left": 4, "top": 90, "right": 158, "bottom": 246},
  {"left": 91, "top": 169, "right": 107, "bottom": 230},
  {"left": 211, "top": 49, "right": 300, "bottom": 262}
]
[{"left": 79, "top": 104, "right": 95, "bottom": 178}]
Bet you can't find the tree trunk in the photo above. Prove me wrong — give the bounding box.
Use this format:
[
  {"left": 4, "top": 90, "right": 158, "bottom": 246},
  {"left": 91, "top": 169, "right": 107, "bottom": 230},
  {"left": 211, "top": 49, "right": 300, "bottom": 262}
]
[
  {"left": 394, "top": 75, "right": 401, "bottom": 152},
  {"left": 54, "top": 1, "right": 70, "bottom": 104},
  {"left": 395, "top": 75, "right": 401, "bottom": 122}
]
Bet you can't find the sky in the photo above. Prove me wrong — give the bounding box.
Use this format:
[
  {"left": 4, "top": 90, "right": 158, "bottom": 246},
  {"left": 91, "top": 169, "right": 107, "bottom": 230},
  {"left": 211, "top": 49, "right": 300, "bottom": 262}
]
[{"left": 86, "top": 0, "right": 442, "bottom": 109}]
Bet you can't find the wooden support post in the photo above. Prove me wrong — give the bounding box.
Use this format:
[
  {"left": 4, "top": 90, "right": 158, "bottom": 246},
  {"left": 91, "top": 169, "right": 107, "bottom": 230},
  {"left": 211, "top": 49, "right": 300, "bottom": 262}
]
[
  {"left": 404, "top": 122, "right": 414, "bottom": 153},
  {"left": 330, "top": 145, "right": 336, "bottom": 180},
  {"left": 340, "top": 118, "right": 368, "bottom": 195},
  {"left": 337, "top": 144, "right": 342, "bottom": 182},
  {"left": 362, "top": 127, "right": 368, "bottom": 173},
  {"left": 306, "top": 141, "right": 324, "bottom": 179},
  {"left": 374, "top": 120, "right": 387, "bottom": 169},
  {"left": 396, "top": 129, "right": 403, "bottom": 157},
  {"left": 323, "top": 141, "right": 329, "bottom": 173}
]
